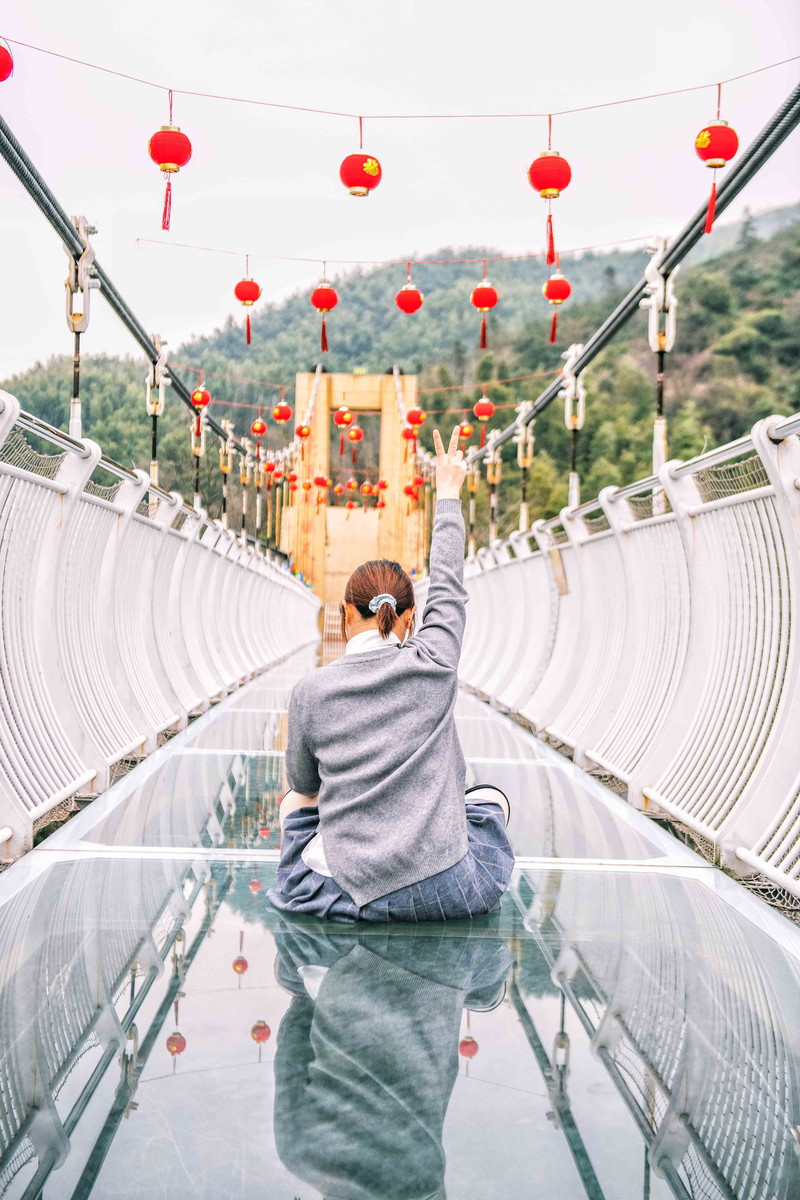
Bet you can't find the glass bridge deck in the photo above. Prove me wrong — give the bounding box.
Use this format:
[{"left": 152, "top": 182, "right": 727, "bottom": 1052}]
[{"left": 1, "top": 648, "right": 799, "bottom": 1199}]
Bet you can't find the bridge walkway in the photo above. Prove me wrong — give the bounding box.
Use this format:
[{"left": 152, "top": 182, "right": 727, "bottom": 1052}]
[{"left": 1, "top": 648, "right": 798, "bottom": 1199}]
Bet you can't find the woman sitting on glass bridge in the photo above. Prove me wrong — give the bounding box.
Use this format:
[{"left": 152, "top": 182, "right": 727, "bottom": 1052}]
[{"left": 268, "top": 427, "right": 514, "bottom": 923}]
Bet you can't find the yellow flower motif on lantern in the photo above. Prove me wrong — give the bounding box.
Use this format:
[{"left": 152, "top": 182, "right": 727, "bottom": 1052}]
[
  {"left": 363, "top": 157, "right": 380, "bottom": 176},
  {"left": 696, "top": 130, "right": 711, "bottom": 149}
]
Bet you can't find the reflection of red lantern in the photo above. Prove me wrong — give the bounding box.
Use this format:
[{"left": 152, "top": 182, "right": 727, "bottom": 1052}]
[
  {"left": 542, "top": 270, "right": 571, "bottom": 344},
  {"left": 347, "top": 425, "right": 364, "bottom": 465},
  {"left": 259, "top": 825, "right": 271, "bottom": 838},
  {"left": 251, "top": 1021, "right": 271, "bottom": 1061},
  {"left": 0, "top": 43, "right": 14, "bottom": 82},
  {"left": 148, "top": 95, "right": 192, "bottom": 231},
  {"left": 233, "top": 955, "right": 248, "bottom": 974},
  {"left": 528, "top": 139, "right": 572, "bottom": 265},
  {"left": 459, "top": 1036, "right": 479, "bottom": 1059},
  {"left": 695, "top": 96, "right": 739, "bottom": 234},
  {"left": 340, "top": 153, "right": 383, "bottom": 197},
  {"left": 234, "top": 271, "right": 262, "bottom": 345},
  {"left": 473, "top": 389, "right": 495, "bottom": 448},
  {"left": 346, "top": 499, "right": 357, "bottom": 513},
  {"left": 333, "top": 405, "right": 353, "bottom": 455},
  {"left": 167, "top": 1032, "right": 186, "bottom": 1056},
  {"left": 470, "top": 275, "right": 498, "bottom": 350},
  {"left": 459, "top": 421, "right": 474, "bottom": 442},
  {"left": 311, "top": 283, "right": 338, "bottom": 352}
]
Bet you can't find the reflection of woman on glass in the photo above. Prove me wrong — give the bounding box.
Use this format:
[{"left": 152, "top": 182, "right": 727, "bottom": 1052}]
[
  {"left": 273, "top": 923, "right": 511, "bottom": 1200},
  {"left": 269, "top": 428, "right": 513, "bottom": 922}
]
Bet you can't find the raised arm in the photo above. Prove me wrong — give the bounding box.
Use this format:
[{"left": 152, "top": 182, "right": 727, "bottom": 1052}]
[{"left": 414, "top": 428, "right": 469, "bottom": 669}]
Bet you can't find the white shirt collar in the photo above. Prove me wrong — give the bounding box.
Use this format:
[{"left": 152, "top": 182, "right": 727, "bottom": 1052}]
[{"left": 345, "top": 629, "right": 401, "bottom": 655}]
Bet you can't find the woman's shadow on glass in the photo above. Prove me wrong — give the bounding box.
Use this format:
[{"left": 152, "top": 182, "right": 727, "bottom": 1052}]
[{"left": 273, "top": 919, "right": 513, "bottom": 1200}]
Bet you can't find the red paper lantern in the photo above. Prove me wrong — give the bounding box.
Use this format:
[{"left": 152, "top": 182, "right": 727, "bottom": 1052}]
[
  {"left": 273, "top": 469, "right": 283, "bottom": 483},
  {"left": 346, "top": 499, "right": 357, "bottom": 512},
  {"left": 234, "top": 273, "right": 261, "bottom": 346},
  {"left": 333, "top": 483, "right": 345, "bottom": 501},
  {"left": 347, "top": 425, "right": 364, "bottom": 465},
  {"left": 311, "top": 283, "right": 339, "bottom": 352},
  {"left": 340, "top": 153, "right": 383, "bottom": 197},
  {"left": 695, "top": 106, "right": 739, "bottom": 233},
  {"left": 345, "top": 477, "right": 358, "bottom": 492},
  {"left": 413, "top": 474, "right": 425, "bottom": 488},
  {"left": 296, "top": 424, "right": 311, "bottom": 440},
  {"left": 473, "top": 391, "right": 495, "bottom": 447},
  {"left": 148, "top": 94, "right": 192, "bottom": 231},
  {"left": 287, "top": 470, "right": 298, "bottom": 483},
  {"left": 190, "top": 387, "right": 210, "bottom": 409},
  {"left": 333, "top": 405, "right": 353, "bottom": 455},
  {"left": 459, "top": 1036, "right": 479, "bottom": 1059},
  {"left": 396, "top": 277, "right": 424, "bottom": 314},
  {"left": 401, "top": 424, "right": 418, "bottom": 460},
  {"left": 0, "top": 43, "right": 14, "bottom": 82},
  {"left": 251, "top": 417, "right": 267, "bottom": 437},
  {"left": 302, "top": 479, "right": 313, "bottom": 491},
  {"left": 528, "top": 150, "right": 572, "bottom": 199},
  {"left": 470, "top": 278, "right": 498, "bottom": 350},
  {"left": 251, "top": 1021, "right": 271, "bottom": 1044},
  {"left": 264, "top": 460, "right": 276, "bottom": 474},
  {"left": 272, "top": 401, "right": 293, "bottom": 425},
  {"left": 376, "top": 498, "right": 386, "bottom": 510},
  {"left": 528, "top": 133, "right": 572, "bottom": 266},
  {"left": 406, "top": 406, "right": 426, "bottom": 430},
  {"left": 377, "top": 479, "right": 388, "bottom": 491},
  {"left": 459, "top": 421, "right": 474, "bottom": 441},
  {"left": 542, "top": 270, "right": 571, "bottom": 344},
  {"left": 313, "top": 473, "right": 328, "bottom": 488},
  {"left": 289, "top": 482, "right": 298, "bottom": 493}
]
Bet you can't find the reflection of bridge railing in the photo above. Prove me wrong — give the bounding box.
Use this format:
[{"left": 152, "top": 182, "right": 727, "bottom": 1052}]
[
  {"left": 0, "top": 854, "right": 224, "bottom": 1196},
  {"left": 0, "top": 391, "right": 320, "bottom": 859},
  {"left": 513, "top": 869, "right": 800, "bottom": 1200},
  {"left": 422, "top": 413, "right": 800, "bottom": 901}
]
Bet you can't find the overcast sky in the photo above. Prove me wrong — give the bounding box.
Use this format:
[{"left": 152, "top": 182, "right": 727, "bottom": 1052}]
[{"left": 1, "top": 0, "right": 799, "bottom": 378}]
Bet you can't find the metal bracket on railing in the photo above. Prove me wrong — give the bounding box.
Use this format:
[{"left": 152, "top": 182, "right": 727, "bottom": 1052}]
[
  {"left": 560, "top": 344, "right": 585, "bottom": 509},
  {"left": 640, "top": 236, "right": 679, "bottom": 354},
  {"left": 64, "top": 215, "right": 99, "bottom": 334},
  {"left": 146, "top": 334, "right": 170, "bottom": 417}
]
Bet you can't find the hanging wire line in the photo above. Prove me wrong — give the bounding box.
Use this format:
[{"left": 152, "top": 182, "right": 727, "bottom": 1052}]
[
  {"left": 167, "top": 363, "right": 560, "bottom": 408},
  {"left": 4, "top": 36, "right": 799, "bottom": 120},
  {"left": 137, "top": 234, "right": 654, "bottom": 269}
]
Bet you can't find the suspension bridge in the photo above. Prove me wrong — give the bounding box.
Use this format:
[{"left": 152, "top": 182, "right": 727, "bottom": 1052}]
[{"left": 0, "top": 65, "right": 799, "bottom": 1200}]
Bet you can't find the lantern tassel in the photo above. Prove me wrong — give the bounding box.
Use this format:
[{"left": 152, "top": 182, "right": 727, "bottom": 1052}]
[
  {"left": 705, "top": 178, "right": 717, "bottom": 235},
  {"left": 340, "top": 432, "right": 345, "bottom": 456},
  {"left": 320, "top": 317, "right": 329, "bottom": 353},
  {"left": 549, "top": 311, "right": 558, "bottom": 344},
  {"left": 162, "top": 178, "right": 172, "bottom": 231},
  {"left": 546, "top": 213, "right": 555, "bottom": 266},
  {"left": 352, "top": 445, "right": 357, "bottom": 466},
  {"left": 246, "top": 314, "right": 251, "bottom": 345},
  {"left": 480, "top": 424, "right": 486, "bottom": 448},
  {"left": 404, "top": 441, "right": 408, "bottom": 463},
  {"left": 480, "top": 316, "right": 487, "bottom": 350}
]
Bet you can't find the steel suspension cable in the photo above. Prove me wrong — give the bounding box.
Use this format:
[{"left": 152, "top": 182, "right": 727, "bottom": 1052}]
[
  {"left": 0, "top": 111, "right": 250, "bottom": 455},
  {"left": 469, "top": 80, "right": 800, "bottom": 463}
]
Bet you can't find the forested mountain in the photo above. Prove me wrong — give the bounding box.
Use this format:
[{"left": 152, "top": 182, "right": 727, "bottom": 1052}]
[{"left": 3, "top": 204, "right": 799, "bottom": 543}]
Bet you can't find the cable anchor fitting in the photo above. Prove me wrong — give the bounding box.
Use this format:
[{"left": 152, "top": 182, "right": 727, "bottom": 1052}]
[
  {"left": 64, "top": 215, "right": 99, "bottom": 334},
  {"left": 640, "top": 236, "right": 679, "bottom": 354}
]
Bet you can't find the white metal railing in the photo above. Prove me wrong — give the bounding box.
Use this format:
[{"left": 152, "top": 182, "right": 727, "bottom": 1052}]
[
  {"left": 437, "top": 410, "right": 800, "bottom": 900},
  {"left": 0, "top": 389, "right": 321, "bottom": 858}
]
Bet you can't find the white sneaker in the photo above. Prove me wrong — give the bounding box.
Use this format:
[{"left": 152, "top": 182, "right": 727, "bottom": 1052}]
[{"left": 465, "top": 784, "right": 511, "bottom": 827}]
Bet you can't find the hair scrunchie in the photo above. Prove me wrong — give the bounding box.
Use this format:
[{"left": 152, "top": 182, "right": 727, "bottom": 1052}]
[{"left": 368, "top": 593, "right": 397, "bottom": 614}]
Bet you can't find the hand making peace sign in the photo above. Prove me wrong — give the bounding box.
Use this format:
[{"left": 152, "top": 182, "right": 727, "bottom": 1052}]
[{"left": 432, "top": 427, "right": 467, "bottom": 500}]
